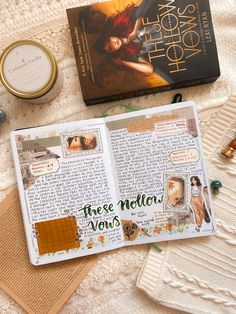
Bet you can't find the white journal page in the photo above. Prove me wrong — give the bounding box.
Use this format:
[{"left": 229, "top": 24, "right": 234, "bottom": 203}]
[
  {"left": 105, "top": 102, "right": 216, "bottom": 246},
  {"left": 11, "top": 118, "right": 124, "bottom": 265}
]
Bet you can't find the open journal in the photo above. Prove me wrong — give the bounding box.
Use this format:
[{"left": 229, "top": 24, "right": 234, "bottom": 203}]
[{"left": 10, "top": 102, "right": 216, "bottom": 265}]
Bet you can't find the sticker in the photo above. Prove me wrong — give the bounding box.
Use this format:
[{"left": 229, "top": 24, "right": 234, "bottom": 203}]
[
  {"left": 35, "top": 216, "right": 80, "bottom": 255},
  {"left": 171, "top": 148, "right": 199, "bottom": 165},
  {"left": 30, "top": 159, "right": 60, "bottom": 176}
]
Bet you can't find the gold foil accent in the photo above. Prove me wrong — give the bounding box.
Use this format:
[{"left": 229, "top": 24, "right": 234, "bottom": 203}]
[{"left": 0, "top": 40, "right": 57, "bottom": 99}]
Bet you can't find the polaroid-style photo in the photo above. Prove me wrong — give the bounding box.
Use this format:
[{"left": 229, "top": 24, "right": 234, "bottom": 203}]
[{"left": 61, "top": 129, "right": 103, "bottom": 157}]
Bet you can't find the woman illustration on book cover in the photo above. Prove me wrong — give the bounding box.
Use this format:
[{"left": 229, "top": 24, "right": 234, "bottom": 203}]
[
  {"left": 190, "top": 176, "right": 207, "bottom": 232},
  {"left": 94, "top": 0, "right": 172, "bottom": 83}
]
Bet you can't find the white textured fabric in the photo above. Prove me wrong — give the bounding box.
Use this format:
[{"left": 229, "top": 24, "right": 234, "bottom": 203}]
[
  {"left": 137, "top": 93, "right": 236, "bottom": 314},
  {"left": 0, "top": 0, "right": 235, "bottom": 313}
]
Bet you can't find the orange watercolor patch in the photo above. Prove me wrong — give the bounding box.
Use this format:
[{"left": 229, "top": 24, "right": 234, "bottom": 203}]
[
  {"left": 35, "top": 216, "right": 80, "bottom": 255},
  {"left": 127, "top": 114, "right": 177, "bottom": 133}
]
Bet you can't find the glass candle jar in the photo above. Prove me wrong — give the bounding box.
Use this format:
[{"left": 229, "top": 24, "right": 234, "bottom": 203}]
[{"left": 0, "top": 40, "right": 63, "bottom": 104}]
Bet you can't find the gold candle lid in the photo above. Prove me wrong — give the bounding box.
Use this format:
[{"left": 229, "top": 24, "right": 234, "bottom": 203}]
[{"left": 0, "top": 40, "right": 57, "bottom": 99}]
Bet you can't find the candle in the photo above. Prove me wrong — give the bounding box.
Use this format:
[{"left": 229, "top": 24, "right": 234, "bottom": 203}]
[{"left": 0, "top": 40, "right": 63, "bottom": 104}]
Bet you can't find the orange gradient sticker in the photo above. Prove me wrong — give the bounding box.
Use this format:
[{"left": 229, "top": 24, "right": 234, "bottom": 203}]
[{"left": 35, "top": 216, "right": 80, "bottom": 255}]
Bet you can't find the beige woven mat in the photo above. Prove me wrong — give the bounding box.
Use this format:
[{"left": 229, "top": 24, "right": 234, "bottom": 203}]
[{"left": 0, "top": 188, "right": 98, "bottom": 314}]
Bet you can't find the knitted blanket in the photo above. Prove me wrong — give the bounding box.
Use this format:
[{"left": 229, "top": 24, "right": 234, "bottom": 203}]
[{"left": 137, "top": 94, "right": 236, "bottom": 314}]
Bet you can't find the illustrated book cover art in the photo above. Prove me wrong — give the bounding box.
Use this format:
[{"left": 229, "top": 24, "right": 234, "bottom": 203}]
[
  {"left": 67, "top": 0, "right": 220, "bottom": 105},
  {"left": 11, "top": 101, "right": 216, "bottom": 265}
]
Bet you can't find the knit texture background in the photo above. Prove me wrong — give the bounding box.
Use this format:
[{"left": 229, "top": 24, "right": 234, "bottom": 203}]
[{"left": 137, "top": 94, "right": 236, "bottom": 314}]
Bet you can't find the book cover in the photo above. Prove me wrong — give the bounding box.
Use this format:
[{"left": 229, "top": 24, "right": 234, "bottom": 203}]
[
  {"left": 67, "top": 0, "right": 220, "bottom": 105},
  {"left": 10, "top": 101, "right": 216, "bottom": 265}
]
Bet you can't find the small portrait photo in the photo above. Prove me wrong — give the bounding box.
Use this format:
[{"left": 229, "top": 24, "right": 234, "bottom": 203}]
[
  {"left": 66, "top": 133, "right": 97, "bottom": 153},
  {"left": 62, "top": 130, "right": 102, "bottom": 157}
]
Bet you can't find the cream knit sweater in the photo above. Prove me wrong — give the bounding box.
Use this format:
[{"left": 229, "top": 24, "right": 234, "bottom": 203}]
[{"left": 137, "top": 93, "right": 236, "bottom": 314}]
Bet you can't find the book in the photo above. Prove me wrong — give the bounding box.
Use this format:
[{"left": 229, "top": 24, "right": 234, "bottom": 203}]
[
  {"left": 10, "top": 101, "right": 216, "bottom": 265},
  {"left": 66, "top": 0, "right": 220, "bottom": 105}
]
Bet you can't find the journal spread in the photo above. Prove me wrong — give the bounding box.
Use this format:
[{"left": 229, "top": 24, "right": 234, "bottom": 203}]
[{"left": 10, "top": 102, "right": 216, "bottom": 265}]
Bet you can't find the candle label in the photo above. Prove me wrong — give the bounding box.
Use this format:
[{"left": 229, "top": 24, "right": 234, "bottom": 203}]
[{"left": 3, "top": 44, "right": 52, "bottom": 93}]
